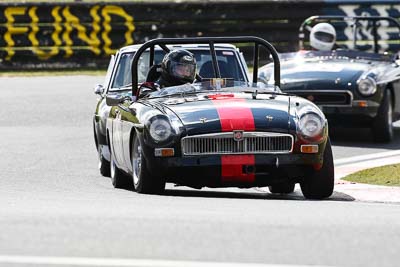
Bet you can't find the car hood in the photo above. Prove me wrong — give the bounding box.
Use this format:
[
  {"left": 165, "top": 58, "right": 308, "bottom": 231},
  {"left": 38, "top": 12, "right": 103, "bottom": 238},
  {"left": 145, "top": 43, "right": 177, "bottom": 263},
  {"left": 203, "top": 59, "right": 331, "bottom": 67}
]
[
  {"left": 278, "top": 59, "right": 377, "bottom": 91},
  {"left": 150, "top": 93, "right": 291, "bottom": 136}
]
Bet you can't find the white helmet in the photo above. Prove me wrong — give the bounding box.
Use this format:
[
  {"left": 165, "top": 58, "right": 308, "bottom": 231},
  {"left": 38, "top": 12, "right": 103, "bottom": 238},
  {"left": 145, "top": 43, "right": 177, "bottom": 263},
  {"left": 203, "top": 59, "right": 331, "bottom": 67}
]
[{"left": 310, "top": 23, "right": 336, "bottom": 51}]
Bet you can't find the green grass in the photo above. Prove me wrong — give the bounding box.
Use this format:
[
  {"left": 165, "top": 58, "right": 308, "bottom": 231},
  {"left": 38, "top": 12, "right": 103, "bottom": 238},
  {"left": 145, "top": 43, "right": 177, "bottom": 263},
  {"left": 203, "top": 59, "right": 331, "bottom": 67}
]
[
  {"left": 343, "top": 164, "right": 400, "bottom": 187},
  {"left": 0, "top": 69, "right": 106, "bottom": 77}
]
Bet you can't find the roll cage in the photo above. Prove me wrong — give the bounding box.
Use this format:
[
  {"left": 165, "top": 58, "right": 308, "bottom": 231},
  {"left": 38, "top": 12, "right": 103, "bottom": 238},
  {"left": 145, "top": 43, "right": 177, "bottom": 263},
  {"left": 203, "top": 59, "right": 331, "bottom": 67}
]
[
  {"left": 130, "top": 36, "right": 281, "bottom": 96},
  {"left": 299, "top": 15, "right": 400, "bottom": 54}
]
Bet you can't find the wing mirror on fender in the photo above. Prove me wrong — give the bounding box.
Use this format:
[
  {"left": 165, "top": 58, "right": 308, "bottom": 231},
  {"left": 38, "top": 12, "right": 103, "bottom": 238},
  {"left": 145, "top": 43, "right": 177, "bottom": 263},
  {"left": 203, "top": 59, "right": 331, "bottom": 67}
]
[
  {"left": 106, "top": 95, "right": 137, "bottom": 106},
  {"left": 106, "top": 94, "right": 125, "bottom": 106},
  {"left": 94, "top": 84, "right": 105, "bottom": 95}
]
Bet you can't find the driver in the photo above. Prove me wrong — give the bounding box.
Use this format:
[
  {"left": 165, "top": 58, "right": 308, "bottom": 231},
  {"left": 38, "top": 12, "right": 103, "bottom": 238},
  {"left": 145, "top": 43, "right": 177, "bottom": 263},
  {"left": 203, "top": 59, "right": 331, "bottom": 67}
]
[
  {"left": 156, "top": 49, "right": 197, "bottom": 88},
  {"left": 310, "top": 23, "right": 337, "bottom": 51}
]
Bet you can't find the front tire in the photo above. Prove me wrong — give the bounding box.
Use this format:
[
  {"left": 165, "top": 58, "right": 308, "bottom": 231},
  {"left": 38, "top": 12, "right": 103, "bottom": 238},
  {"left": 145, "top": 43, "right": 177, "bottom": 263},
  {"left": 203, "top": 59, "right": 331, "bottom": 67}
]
[
  {"left": 110, "top": 152, "right": 132, "bottom": 189},
  {"left": 98, "top": 145, "right": 110, "bottom": 177},
  {"left": 132, "top": 137, "right": 165, "bottom": 194},
  {"left": 300, "top": 139, "right": 334, "bottom": 200},
  {"left": 372, "top": 90, "right": 393, "bottom": 143}
]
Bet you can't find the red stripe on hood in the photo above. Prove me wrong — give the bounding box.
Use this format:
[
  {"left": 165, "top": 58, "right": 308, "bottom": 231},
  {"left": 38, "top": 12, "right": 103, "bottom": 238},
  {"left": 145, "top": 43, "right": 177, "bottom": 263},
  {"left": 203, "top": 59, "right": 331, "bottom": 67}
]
[
  {"left": 211, "top": 95, "right": 256, "bottom": 183},
  {"left": 211, "top": 97, "right": 255, "bottom": 132}
]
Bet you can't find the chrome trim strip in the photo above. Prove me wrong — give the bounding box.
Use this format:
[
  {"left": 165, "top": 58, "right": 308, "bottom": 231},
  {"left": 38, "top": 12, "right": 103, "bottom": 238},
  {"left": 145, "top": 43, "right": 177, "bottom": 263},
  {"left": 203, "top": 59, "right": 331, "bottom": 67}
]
[
  {"left": 181, "top": 132, "right": 294, "bottom": 156},
  {"left": 285, "top": 90, "right": 353, "bottom": 107},
  {"left": 132, "top": 123, "right": 144, "bottom": 129}
]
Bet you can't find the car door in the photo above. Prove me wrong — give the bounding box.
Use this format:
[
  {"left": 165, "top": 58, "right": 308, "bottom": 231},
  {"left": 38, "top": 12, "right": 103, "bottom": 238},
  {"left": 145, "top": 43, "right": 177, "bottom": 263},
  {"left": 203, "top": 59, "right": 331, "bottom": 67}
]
[{"left": 108, "top": 52, "right": 135, "bottom": 170}]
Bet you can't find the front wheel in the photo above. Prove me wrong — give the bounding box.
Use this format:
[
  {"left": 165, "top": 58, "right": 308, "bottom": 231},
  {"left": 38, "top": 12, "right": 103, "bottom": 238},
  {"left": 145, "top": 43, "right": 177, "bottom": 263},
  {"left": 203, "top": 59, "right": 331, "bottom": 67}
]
[
  {"left": 132, "top": 136, "right": 165, "bottom": 194},
  {"left": 300, "top": 139, "right": 334, "bottom": 200}
]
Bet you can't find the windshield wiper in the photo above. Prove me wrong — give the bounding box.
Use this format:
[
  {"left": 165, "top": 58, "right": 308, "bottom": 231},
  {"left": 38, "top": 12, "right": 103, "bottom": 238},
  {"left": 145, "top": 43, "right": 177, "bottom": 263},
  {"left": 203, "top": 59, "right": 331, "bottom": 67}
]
[
  {"left": 145, "top": 90, "right": 200, "bottom": 99},
  {"left": 109, "top": 83, "right": 133, "bottom": 92},
  {"left": 119, "top": 83, "right": 132, "bottom": 89}
]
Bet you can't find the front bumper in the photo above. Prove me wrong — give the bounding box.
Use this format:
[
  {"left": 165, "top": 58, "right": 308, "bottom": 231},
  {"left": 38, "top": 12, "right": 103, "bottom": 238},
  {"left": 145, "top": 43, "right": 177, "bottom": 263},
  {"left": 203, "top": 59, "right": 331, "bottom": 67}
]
[
  {"left": 144, "top": 153, "right": 323, "bottom": 188},
  {"left": 286, "top": 89, "right": 382, "bottom": 127},
  {"left": 321, "top": 104, "right": 379, "bottom": 127}
]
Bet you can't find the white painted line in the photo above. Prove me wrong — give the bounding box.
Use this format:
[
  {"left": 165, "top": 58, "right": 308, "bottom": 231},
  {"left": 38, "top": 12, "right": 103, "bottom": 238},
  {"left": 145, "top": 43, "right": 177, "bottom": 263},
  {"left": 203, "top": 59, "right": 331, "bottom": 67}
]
[
  {"left": 334, "top": 150, "right": 400, "bottom": 166},
  {"left": 0, "top": 255, "right": 331, "bottom": 267}
]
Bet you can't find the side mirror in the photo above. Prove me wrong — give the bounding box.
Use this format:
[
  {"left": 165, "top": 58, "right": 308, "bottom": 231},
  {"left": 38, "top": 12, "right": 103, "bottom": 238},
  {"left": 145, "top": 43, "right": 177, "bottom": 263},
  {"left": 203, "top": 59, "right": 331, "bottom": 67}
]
[
  {"left": 94, "top": 84, "right": 105, "bottom": 95},
  {"left": 106, "top": 94, "right": 125, "bottom": 106}
]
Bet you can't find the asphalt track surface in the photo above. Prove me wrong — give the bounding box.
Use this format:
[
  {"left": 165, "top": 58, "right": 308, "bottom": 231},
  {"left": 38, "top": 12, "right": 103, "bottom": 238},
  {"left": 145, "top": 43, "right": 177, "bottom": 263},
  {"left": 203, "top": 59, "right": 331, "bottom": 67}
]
[{"left": 1, "top": 76, "right": 400, "bottom": 267}]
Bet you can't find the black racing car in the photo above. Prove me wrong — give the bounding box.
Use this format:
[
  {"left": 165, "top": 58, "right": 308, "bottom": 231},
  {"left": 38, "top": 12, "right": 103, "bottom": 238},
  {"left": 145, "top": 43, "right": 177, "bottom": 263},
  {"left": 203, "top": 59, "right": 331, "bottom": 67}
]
[
  {"left": 95, "top": 36, "right": 334, "bottom": 199},
  {"left": 93, "top": 43, "right": 250, "bottom": 178},
  {"left": 259, "top": 16, "right": 400, "bottom": 142}
]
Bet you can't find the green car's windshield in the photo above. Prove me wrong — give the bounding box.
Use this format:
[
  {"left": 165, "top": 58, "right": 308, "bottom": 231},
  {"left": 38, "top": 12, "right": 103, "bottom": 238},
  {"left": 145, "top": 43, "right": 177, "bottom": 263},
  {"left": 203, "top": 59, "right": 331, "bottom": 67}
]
[{"left": 146, "top": 80, "right": 280, "bottom": 98}]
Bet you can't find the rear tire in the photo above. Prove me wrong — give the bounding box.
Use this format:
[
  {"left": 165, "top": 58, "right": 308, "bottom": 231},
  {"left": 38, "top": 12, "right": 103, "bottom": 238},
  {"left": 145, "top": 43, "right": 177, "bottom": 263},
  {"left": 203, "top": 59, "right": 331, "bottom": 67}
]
[
  {"left": 110, "top": 152, "right": 132, "bottom": 189},
  {"left": 98, "top": 145, "right": 110, "bottom": 177},
  {"left": 132, "top": 137, "right": 165, "bottom": 194},
  {"left": 268, "top": 182, "right": 295, "bottom": 194},
  {"left": 300, "top": 139, "right": 334, "bottom": 200},
  {"left": 372, "top": 90, "right": 393, "bottom": 143}
]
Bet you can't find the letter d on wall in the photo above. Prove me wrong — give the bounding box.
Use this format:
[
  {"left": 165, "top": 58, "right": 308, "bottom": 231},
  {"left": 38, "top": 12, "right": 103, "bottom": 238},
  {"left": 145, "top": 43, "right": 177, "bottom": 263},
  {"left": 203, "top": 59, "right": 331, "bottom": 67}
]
[{"left": 101, "top": 5, "right": 135, "bottom": 55}]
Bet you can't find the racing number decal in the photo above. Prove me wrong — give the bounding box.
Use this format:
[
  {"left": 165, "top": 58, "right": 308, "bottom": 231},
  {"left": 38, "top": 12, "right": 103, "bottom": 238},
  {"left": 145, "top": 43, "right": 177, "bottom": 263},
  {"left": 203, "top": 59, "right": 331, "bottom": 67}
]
[{"left": 211, "top": 97, "right": 256, "bottom": 183}]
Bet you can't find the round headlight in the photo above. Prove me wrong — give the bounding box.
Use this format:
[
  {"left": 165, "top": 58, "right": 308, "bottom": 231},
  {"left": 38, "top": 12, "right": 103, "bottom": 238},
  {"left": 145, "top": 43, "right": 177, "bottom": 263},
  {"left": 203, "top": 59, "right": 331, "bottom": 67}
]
[
  {"left": 149, "top": 118, "right": 172, "bottom": 143},
  {"left": 298, "top": 113, "right": 323, "bottom": 139},
  {"left": 358, "top": 77, "right": 377, "bottom": 96}
]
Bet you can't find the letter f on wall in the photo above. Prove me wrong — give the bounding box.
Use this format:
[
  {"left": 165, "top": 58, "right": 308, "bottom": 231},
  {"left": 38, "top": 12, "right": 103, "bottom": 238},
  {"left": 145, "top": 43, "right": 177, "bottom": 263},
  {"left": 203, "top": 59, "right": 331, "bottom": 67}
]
[{"left": 4, "top": 7, "right": 29, "bottom": 61}]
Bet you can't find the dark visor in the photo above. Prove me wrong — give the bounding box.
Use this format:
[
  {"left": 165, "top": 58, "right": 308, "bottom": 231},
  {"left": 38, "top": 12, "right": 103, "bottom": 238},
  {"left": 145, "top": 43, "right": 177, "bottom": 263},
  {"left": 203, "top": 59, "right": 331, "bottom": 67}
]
[
  {"left": 171, "top": 62, "right": 196, "bottom": 80},
  {"left": 314, "top": 31, "right": 335, "bottom": 42}
]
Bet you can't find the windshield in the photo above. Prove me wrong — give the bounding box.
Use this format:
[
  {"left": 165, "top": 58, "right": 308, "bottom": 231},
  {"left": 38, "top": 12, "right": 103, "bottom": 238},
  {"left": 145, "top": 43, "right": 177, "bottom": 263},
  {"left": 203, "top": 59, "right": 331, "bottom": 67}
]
[
  {"left": 145, "top": 80, "right": 280, "bottom": 98},
  {"left": 258, "top": 49, "right": 390, "bottom": 85},
  {"left": 110, "top": 48, "right": 246, "bottom": 91},
  {"left": 279, "top": 50, "right": 391, "bottom": 62}
]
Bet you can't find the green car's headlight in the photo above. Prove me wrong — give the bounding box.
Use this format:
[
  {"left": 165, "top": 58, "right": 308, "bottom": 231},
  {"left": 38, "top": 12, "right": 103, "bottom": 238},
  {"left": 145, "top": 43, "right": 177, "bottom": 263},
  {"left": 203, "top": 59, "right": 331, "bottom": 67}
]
[
  {"left": 149, "top": 117, "right": 172, "bottom": 143},
  {"left": 357, "top": 77, "right": 377, "bottom": 96}
]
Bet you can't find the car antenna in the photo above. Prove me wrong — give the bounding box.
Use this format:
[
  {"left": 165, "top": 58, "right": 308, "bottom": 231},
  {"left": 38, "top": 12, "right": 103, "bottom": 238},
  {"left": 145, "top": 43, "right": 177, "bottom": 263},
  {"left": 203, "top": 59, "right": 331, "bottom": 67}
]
[
  {"left": 269, "top": 85, "right": 277, "bottom": 99},
  {"left": 252, "top": 89, "right": 258, "bottom": 99}
]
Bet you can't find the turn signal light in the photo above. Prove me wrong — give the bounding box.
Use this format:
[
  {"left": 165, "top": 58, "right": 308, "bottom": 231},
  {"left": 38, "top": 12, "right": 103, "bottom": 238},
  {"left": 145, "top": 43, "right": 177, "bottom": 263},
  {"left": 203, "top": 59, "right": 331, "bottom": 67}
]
[
  {"left": 353, "top": 100, "right": 368, "bottom": 107},
  {"left": 154, "top": 148, "right": 175, "bottom": 157},
  {"left": 301, "top": 145, "right": 319, "bottom": 154}
]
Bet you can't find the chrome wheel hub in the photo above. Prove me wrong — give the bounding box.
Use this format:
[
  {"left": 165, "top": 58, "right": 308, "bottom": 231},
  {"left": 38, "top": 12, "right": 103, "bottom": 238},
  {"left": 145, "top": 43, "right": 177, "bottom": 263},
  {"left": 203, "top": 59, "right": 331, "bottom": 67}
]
[
  {"left": 98, "top": 146, "right": 103, "bottom": 170},
  {"left": 110, "top": 156, "right": 116, "bottom": 179},
  {"left": 133, "top": 144, "right": 142, "bottom": 186},
  {"left": 388, "top": 102, "right": 393, "bottom": 126}
]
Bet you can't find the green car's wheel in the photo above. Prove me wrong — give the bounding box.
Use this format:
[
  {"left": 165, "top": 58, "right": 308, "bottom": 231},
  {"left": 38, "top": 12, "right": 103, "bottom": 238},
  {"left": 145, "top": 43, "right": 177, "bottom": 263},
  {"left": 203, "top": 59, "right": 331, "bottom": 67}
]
[
  {"left": 98, "top": 145, "right": 110, "bottom": 177},
  {"left": 110, "top": 151, "right": 132, "bottom": 189},
  {"left": 300, "top": 139, "right": 334, "bottom": 200},
  {"left": 132, "top": 137, "right": 165, "bottom": 194}
]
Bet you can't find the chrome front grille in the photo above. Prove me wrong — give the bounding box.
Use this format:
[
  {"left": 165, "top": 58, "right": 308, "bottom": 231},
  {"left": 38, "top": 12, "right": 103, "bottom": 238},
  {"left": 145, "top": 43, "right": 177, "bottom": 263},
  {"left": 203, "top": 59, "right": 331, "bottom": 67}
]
[
  {"left": 181, "top": 132, "right": 293, "bottom": 156},
  {"left": 286, "top": 90, "right": 353, "bottom": 106}
]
